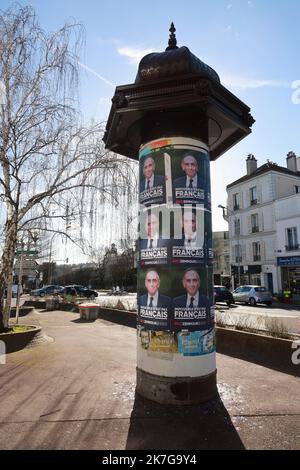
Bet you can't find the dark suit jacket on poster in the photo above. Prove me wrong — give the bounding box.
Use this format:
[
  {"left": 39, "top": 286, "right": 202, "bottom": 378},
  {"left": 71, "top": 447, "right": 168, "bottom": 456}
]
[
  {"left": 141, "top": 175, "right": 165, "bottom": 190},
  {"left": 172, "top": 234, "right": 203, "bottom": 248},
  {"left": 139, "top": 238, "right": 169, "bottom": 250},
  {"left": 173, "top": 294, "right": 210, "bottom": 308},
  {"left": 139, "top": 293, "right": 171, "bottom": 309},
  {"left": 173, "top": 175, "right": 206, "bottom": 192}
]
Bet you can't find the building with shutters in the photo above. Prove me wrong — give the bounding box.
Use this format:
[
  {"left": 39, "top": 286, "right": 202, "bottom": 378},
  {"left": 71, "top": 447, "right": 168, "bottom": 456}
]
[
  {"left": 212, "top": 231, "right": 230, "bottom": 286},
  {"left": 225, "top": 152, "right": 300, "bottom": 293}
]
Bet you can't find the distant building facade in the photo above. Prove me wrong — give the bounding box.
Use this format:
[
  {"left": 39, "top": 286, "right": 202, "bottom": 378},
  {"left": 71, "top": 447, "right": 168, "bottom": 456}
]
[
  {"left": 226, "top": 152, "right": 300, "bottom": 293},
  {"left": 212, "top": 231, "right": 230, "bottom": 286}
]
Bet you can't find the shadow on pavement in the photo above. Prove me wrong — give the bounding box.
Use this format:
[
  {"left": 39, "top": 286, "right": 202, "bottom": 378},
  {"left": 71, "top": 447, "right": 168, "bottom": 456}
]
[
  {"left": 71, "top": 318, "right": 97, "bottom": 324},
  {"left": 126, "top": 392, "right": 244, "bottom": 450}
]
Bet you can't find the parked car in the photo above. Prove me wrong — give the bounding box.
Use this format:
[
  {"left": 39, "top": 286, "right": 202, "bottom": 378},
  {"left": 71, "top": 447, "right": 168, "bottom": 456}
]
[
  {"left": 62, "top": 285, "right": 98, "bottom": 298},
  {"left": 214, "top": 285, "right": 235, "bottom": 306},
  {"left": 232, "top": 285, "right": 272, "bottom": 306},
  {"left": 30, "top": 285, "right": 64, "bottom": 297}
]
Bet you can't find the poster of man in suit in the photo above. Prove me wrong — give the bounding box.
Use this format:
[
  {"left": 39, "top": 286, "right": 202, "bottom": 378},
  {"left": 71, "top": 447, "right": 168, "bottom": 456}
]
[
  {"left": 139, "top": 155, "right": 166, "bottom": 206},
  {"left": 139, "top": 212, "right": 169, "bottom": 266},
  {"left": 171, "top": 209, "right": 205, "bottom": 264},
  {"left": 172, "top": 151, "right": 210, "bottom": 207},
  {"left": 172, "top": 268, "right": 214, "bottom": 331},
  {"left": 138, "top": 269, "right": 171, "bottom": 330}
]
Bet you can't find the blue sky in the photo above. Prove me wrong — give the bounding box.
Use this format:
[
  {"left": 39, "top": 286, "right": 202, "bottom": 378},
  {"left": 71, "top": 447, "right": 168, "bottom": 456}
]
[{"left": 2, "top": 0, "right": 300, "bottom": 232}]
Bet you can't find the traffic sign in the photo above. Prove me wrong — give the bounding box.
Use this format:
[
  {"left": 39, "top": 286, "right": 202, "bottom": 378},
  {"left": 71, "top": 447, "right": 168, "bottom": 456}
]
[{"left": 15, "top": 249, "right": 39, "bottom": 256}]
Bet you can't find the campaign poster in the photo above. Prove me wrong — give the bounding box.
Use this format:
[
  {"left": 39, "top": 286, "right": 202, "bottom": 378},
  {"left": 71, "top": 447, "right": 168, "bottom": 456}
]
[
  {"left": 171, "top": 148, "right": 210, "bottom": 209},
  {"left": 171, "top": 266, "right": 214, "bottom": 332},
  {"left": 171, "top": 205, "right": 206, "bottom": 265},
  {"left": 177, "top": 328, "right": 215, "bottom": 356},
  {"left": 139, "top": 152, "right": 167, "bottom": 206},
  {"left": 138, "top": 208, "right": 170, "bottom": 267},
  {"left": 137, "top": 267, "right": 172, "bottom": 331}
]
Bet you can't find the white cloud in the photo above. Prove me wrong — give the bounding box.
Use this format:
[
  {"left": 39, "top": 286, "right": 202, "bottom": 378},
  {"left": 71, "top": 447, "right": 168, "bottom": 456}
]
[
  {"left": 222, "top": 76, "right": 290, "bottom": 90},
  {"left": 117, "top": 46, "right": 154, "bottom": 65},
  {"left": 78, "top": 62, "right": 115, "bottom": 88}
]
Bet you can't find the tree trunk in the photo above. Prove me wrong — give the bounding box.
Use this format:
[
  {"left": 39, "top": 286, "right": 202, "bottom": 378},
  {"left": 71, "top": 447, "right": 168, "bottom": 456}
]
[{"left": 0, "top": 214, "right": 18, "bottom": 332}]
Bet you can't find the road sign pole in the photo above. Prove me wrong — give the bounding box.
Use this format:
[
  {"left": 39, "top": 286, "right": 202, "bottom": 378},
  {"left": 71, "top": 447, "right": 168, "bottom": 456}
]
[{"left": 15, "top": 248, "right": 24, "bottom": 325}]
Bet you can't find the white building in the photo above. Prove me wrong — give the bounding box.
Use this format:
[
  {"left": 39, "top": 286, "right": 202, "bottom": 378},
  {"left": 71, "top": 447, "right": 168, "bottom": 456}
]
[
  {"left": 212, "top": 231, "right": 230, "bottom": 285},
  {"left": 225, "top": 152, "right": 300, "bottom": 293}
]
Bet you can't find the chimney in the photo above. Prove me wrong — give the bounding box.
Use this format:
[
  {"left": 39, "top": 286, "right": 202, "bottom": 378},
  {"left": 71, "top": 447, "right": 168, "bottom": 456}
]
[
  {"left": 286, "top": 151, "right": 297, "bottom": 172},
  {"left": 246, "top": 154, "right": 257, "bottom": 175}
]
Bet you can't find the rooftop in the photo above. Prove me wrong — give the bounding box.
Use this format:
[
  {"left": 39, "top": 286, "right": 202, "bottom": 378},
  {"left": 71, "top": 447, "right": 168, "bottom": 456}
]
[{"left": 227, "top": 161, "right": 300, "bottom": 189}]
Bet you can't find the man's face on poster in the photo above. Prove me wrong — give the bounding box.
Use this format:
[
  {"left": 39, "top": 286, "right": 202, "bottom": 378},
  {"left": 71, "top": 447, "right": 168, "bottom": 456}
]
[
  {"left": 183, "top": 270, "right": 200, "bottom": 297},
  {"left": 145, "top": 214, "right": 159, "bottom": 239},
  {"left": 181, "top": 155, "right": 198, "bottom": 179},
  {"left": 182, "top": 212, "right": 196, "bottom": 237},
  {"left": 145, "top": 271, "right": 160, "bottom": 297},
  {"left": 143, "top": 157, "right": 155, "bottom": 180}
]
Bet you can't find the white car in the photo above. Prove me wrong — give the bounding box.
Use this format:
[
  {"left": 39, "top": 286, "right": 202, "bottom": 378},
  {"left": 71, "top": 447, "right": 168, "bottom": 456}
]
[{"left": 232, "top": 285, "right": 272, "bottom": 306}]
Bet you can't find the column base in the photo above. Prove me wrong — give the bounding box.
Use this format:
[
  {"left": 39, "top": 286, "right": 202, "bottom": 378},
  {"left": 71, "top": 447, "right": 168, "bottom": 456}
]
[{"left": 136, "top": 368, "right": 217, "bottom": 405}]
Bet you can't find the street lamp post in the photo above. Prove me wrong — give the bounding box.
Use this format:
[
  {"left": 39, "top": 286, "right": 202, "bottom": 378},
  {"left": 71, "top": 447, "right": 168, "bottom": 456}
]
[
  {"left": 48, "top": 233, "right": 60, "bottom": 284},
  {"left": 218, "top": 205, "right": 241, "bottom": 288}
]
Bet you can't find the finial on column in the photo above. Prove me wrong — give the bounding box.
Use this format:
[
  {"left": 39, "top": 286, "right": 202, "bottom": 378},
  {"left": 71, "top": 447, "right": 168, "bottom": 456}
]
[{"left": 166, "top": 22, "right": 178, "bottom": 51}]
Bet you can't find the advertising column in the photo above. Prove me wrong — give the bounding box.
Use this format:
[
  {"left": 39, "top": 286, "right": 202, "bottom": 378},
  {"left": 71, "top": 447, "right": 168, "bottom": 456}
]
[{"left": 137, "top": 137, "right": 216, "bottom": 404}]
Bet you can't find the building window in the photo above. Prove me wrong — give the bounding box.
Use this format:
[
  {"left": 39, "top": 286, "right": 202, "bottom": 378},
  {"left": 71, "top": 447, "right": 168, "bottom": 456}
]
[
  {"left": 252, "top": 242, "right": 261, "bottom": 261},
  {"left": 286, "top": 227, "right": 299, "bottom": 250},
  {"left": 250, "top": 186, "right": 257, "bottom": 205},
  {"left": 233, "top": 193, "right": 239, "bottom": 211},
  {"left": 234, "top": 219, "right": 240, "bottom": 236},
  {"left": 295, "top": 186, "right": 300, "bottom": 194},
  {"left": 251, "top": 214, "right": 259, "bottom": 233},
  {"left": 234, "top": 245, "right": 242, "bottom": 263}
]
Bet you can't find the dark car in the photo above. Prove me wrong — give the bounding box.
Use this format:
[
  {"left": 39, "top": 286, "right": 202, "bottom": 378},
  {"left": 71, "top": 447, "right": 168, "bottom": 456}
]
[
  {"left": 62, "top": 285, "right": 98, "bottom": 298},
  {"left": 214, "top": 285, "right": 235, "bottom": 307},
  {"left": 31, "top": 285, "right": 64, "bottom": 297}
]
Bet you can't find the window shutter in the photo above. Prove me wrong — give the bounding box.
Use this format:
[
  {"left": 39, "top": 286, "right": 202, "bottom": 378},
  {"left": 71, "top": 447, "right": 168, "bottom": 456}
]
[
  {"left": 257, "top": 184, "right": 262, "bottom": 204},
  {"left": 260, "top": 241, "right": 265, "bottom": 261},
  {"left": 247, "top": 215, "right": 251, "bottom": 233},
  {"left": 242, "top": 244, "right": 246, "bottom": 262}
]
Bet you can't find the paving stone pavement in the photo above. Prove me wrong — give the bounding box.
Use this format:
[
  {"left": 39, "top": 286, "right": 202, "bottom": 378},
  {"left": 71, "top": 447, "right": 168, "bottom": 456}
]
[{"left": 0, "top": 309, "right": 299, "bottom": 450}]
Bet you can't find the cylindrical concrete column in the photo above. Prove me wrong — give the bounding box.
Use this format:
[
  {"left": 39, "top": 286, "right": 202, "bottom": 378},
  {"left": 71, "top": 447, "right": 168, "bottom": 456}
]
[{"left": 137, "top": 136, "right": 216, "bottom": 404}]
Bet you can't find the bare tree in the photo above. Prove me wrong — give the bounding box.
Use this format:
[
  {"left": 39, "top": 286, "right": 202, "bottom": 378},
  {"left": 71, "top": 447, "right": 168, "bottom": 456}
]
[{"left": 0, "top": 5, "right": 135, "bottom": 330}]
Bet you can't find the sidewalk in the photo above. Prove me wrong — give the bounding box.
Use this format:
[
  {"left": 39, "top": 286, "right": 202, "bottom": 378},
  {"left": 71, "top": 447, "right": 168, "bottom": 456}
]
[{"left": 0, "top": 309, "right": 299, "bottom": 450}]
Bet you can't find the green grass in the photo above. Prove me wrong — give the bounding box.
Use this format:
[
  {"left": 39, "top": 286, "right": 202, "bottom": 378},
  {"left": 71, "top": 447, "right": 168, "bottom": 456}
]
[{"left": 0, "top": 325, "right": 34, "bottom": 335}]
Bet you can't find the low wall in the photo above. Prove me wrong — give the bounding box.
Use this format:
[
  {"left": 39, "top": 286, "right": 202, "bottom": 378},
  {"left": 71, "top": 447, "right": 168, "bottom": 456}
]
[
  {"left": 216, "top": 327, "right": 299, "bottom": 377},
  {"left": 9, "top": 306, "right": 35, "bottom": 318},
  {"left": 97, "top": 307, "right": 299, "bottom": 377},
  {"left": 98, "top": 307, "right": 136, "bottom": 328}
]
